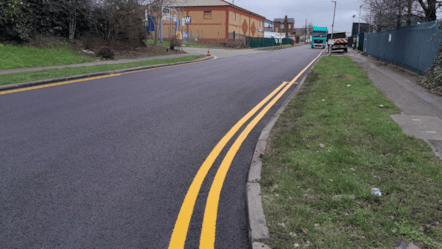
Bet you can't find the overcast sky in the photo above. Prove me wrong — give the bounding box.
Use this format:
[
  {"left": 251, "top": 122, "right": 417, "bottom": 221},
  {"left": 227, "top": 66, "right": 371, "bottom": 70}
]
[{"left": 228, "top": 0, "right": 365, "bottom": 33}]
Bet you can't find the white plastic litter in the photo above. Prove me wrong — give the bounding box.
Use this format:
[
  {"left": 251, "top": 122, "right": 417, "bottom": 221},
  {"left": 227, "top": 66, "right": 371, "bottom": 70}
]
[{"left": 371, "top": 188, "right": 382, "bottom": 196}]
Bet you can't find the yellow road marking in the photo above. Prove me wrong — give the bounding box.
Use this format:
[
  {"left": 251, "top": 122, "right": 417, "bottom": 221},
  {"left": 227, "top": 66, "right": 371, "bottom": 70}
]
[
  {"left": 0, "top": 74, "right": 121, "bottom": 95},
  {"left": 0, "top": 56, "right": 217, "bottom": 95},
  {"left": 199, "top": 49, "right": 325, "bottom": 249},
  {"left": 168, "top": 81, "right": 289, "bottom": 249}
]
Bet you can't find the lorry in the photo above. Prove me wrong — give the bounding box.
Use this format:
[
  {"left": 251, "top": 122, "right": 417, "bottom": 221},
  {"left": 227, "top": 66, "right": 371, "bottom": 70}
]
[
  {"left": 327, "top": 32, "right": 348, "bottom": 52},
  {"left": 311, "top": 26, "right": 328, "bottom": 49}
]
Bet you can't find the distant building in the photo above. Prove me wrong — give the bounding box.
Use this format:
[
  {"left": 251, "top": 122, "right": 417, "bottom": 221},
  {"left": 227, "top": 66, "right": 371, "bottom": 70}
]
[
  {"left": 273, "top": 18, "right": 294, "bottom": 34},
  {"left": 168, "top": 0, "right": 265, "bottom": 44},
  {"left": 265, "top": 19, "right": 273, "bottom": 32}
]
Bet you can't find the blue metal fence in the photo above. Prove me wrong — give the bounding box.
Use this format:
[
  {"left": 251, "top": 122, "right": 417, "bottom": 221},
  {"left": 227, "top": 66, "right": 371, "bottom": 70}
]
[{"left": 365, "top": 21, "right": 441, "bottom": 75}]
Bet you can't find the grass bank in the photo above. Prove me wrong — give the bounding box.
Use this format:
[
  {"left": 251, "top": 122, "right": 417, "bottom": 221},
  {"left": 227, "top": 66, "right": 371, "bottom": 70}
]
[
  {"left": 146, "top": 39, "right": 223, "bottom": 48},
  {"left": 0, "top": 55, "right": 204, "bottom": 86},
  {"left": 260, "top": 56, "right": 442, "bottom": 248},
  {"left": 0, "top": 42, "right": 96, "bottom": 70},
  {"left": 262, "top": 44, "right": 303, "bottom": 51},
  {"left": 182, "top": 42, "right": 223, "bottom": 48},
  {"left": 146, "top": 39, "right": 171, "bottom": 46}
]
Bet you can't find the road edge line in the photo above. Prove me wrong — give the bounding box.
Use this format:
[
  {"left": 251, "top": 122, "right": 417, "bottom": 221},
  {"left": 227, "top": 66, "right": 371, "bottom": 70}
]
[
  {"left": 246, "top": 52, "right": 323, "bottom": 249},
  {"left": 0, "top": 56, "right": 213, "bottom": 92}
]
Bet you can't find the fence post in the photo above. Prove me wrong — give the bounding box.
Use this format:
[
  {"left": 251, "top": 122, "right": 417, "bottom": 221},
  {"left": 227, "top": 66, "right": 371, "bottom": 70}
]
[{"left": 418, "top": 24, "right": 423, "bottom": 74}]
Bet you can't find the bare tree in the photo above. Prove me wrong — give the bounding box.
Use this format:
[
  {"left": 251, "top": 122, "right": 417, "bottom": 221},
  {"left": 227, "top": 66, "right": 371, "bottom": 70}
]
[
  {"left": 417, "top": 0, "right": 441, "bottom": 21},
  {"left": 364, "top": 0, "right": 442, "bottom": 31},
  {"left": 92, "top": 0, "right": 147, "bottom": 47},
  {"left": 44, "top": 0, "right": 92, "bottom": 40},
  {"left": 145, "top": 0, "right": 191, "bottom": 45}
]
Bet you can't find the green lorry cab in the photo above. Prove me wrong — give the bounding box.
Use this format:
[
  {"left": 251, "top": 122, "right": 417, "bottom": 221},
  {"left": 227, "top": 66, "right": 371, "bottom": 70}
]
[{"left": 311, "top": 26, "right": 328, "bottom": 49}]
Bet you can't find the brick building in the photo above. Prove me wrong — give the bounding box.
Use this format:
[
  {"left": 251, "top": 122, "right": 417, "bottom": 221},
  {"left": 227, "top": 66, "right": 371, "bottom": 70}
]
[
  {"left": 273, "top": 18, "right": 295, "bottom": 35},
  {"left": 163, "top": 0, "right": 265, "bottom": 44}
]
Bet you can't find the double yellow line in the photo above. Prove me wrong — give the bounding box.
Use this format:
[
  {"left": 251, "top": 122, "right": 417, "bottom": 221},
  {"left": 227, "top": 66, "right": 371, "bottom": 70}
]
[{"left": 168, "top": 49, "right": 325, "bottom": 249}]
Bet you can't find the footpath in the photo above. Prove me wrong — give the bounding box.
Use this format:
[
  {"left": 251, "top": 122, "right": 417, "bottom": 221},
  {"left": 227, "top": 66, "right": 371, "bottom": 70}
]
[{"left": 347, "top": 49, "right": 442, "bottom": 158}]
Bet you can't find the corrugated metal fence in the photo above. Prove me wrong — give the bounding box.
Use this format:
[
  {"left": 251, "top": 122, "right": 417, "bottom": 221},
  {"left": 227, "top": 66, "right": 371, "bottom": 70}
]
[
  {"left": 245, "top": 37, "right": 292, "bottom": 48},
  {"left": 365, "top": 21, "right": 441, "bottom": 75}
]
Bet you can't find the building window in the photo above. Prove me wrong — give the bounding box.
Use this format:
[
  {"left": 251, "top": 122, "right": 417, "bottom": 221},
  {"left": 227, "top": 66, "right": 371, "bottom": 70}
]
[
  {"left": 233, "top": 13, "right": 236, "bottom": 20},
  {"left": 204, "top": 11, "right": 212, "bottom": 19},
  {"left": 281, "top": 24, "right": 284, "bottom": 29},
  {"left": 275, "top": 27, "right": 278, "bottom": 32},
  {"left": 288, "top": 24, "right": 291, "bottom": 29}
]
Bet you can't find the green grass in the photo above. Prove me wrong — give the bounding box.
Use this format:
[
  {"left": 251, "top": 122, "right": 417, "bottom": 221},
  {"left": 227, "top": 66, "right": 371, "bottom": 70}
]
[
  {"left": 262, "top": 44, "right": 302, "bottom": 51},
  {"left": 0, "top": 42, "right": 96, "bottom": 70},
  {"left": 0, "top": 55, "right": 204, "bottom": 86},
  {"left": 260, "top": 56, "right": 442, "bottom": 249},
  {"left": 146, "top": 39, "right": 223, "bottom": 48},
  {"left": 182, "top": 42, "right": 223, "bottom": 48},
  {"left": 145, "top": 39, "right": 171, "bottom": 46}
]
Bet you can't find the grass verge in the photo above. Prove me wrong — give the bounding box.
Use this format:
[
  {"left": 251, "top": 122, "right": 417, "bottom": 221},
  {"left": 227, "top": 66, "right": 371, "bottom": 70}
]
[
  {"left": 260, "top": 56, "right": 442, "bottom": 249},
  {"left": 0, "top": 42, "right": 96, "bottom": 70},
  {"left": 262, "top": 45, "right": 303, "bottom": 51},
  {"left": 145, "top": 39, "right": 171, "bottom": 46},
  {"left": 0, "top": 55, "right": 204, "bottom": 86},
  {"left": 182, "top": 42, "right": 223, "bottom": 48}
]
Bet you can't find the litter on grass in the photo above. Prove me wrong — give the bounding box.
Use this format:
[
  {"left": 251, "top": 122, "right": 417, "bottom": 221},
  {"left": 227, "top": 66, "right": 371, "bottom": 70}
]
[{"left": 370, "top": 188, "right": 382, "bottom": 196}]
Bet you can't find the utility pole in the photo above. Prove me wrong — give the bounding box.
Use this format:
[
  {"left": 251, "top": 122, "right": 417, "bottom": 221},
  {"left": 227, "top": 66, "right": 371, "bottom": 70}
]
[
  {"left": 330, "top": 1, "right": 336, "bottom": 55},
  {"left": 305, "top": 19, "right": 307, "bottom": 43},
  {"left": 352, "top": 14, "right": 356, "bottom": 48},
  {"left": 357, "top": 4, "right": 362, "bottom": 50},
  {"left": 160, "top": 0, "right": 163, "bottom": 43}
]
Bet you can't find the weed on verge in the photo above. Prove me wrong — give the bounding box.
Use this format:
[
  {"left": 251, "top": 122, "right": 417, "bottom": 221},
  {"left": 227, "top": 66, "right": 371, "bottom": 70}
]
[{"left": 260, "top": 56, "right": 442, "bottom": 249}]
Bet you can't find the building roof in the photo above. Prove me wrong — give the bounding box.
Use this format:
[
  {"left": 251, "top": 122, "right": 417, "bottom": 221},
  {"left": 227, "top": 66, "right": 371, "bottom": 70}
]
[
  {"left": 273, "top": 18, "right": 295, "bottom": 24},
  {"left": 171, "top": 0, "right": 265, "bottom": 19}
]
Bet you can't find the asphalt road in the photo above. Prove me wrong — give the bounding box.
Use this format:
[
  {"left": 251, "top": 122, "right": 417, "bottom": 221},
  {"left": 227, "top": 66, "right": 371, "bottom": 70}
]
[{"left": 0, "top": 45, "right": 322, "bottom": 249}]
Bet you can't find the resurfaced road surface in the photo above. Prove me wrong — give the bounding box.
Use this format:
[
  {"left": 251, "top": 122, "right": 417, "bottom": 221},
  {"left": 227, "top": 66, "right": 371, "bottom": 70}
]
[{"left": 0, "top": 45, "right": 322, "bottom": 249}]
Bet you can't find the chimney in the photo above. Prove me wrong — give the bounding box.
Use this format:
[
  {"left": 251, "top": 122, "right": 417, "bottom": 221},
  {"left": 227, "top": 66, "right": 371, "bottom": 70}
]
[{"left": 284, "top": 15, "right": 288, "bottom": 39}]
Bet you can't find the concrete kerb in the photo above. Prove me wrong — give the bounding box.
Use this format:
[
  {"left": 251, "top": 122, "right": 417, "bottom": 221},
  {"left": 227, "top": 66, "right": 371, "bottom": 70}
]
[
  {"left": 246, "top": 55, "right": 322, "bottom": 249},
  {"left": 0, "top": 56, "right": 214, "bottom": 92}
]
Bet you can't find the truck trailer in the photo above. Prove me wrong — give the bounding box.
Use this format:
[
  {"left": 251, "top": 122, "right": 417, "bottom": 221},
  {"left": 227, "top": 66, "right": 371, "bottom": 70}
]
[{"left": 327, "top": 32, "right": 348, "bottom": 52}]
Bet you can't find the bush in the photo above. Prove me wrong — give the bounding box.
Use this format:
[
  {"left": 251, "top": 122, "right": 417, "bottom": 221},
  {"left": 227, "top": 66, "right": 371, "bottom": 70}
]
[
  {"left": 97, "top": 47, "right": 115, "bottom": 60},
  {"left": 170, "top": 37, "right": 181, "bottom": 50},
  {"left": 420, "top": 20, "right": 442, "bottom": 96}
]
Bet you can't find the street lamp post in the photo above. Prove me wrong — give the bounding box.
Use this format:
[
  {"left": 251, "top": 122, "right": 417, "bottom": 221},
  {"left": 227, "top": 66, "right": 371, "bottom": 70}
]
[
  {"left": 357, "top": 4, "right": 362, "bottom": 50},
  {"left": 352, "top": 14, "right": 356, "bottom": 49},
  {"left": 330, "top": 1, "right": 336, "bottom": 55}
]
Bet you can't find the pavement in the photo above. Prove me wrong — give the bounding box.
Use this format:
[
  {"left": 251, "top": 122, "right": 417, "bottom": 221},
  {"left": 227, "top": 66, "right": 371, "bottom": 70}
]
[{"left": 346, "top": 49, "right": 442, "bottom": 159}]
